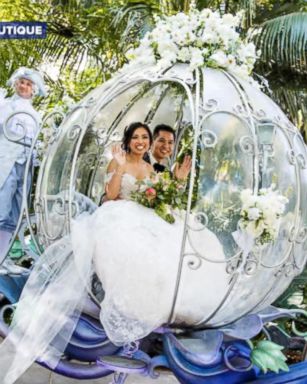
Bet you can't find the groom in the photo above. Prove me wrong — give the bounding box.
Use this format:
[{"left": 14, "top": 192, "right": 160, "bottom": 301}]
[
  {"left": 146, "top": 124, "right": 191, "bottom": 180},
  {"left": 146, "top": 124, "right": 175, "bottom": 173}
]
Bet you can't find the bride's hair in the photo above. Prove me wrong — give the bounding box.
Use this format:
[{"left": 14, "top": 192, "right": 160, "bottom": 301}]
[{"left": 122, "top": 122, "right": 153, "bottom": 152}]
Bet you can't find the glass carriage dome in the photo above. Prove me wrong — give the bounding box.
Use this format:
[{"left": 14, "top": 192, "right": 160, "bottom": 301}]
[{"left": 35, "top": 63, "right": 307, "bottom": 328}]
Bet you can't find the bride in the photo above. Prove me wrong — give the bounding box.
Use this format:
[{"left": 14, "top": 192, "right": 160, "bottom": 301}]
[
  {"left": 0, "top": 121, "right": 193, "bottom": 383},
  {"left": 86, "top": 121, "right": 191, "bottom": 344}
]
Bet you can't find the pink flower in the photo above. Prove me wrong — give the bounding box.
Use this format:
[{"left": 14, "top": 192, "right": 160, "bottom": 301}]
[{"left": 145, "top": 187, "right": 157, "bottom": 200}]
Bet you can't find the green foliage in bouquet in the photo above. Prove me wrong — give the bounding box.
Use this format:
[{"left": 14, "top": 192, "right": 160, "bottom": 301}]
[{"left": 131, "top": 171, "right": 187, "bottom": 223}]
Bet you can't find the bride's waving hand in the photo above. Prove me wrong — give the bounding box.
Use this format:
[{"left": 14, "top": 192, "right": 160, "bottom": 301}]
[
  {"left": 112, "top": 144, "right": 127, "bottom": 168},
  {"left": 105, "top": 144, "right": 127, "bottom": 200}
]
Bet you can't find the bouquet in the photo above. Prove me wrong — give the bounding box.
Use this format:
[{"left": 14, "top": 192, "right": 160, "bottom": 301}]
[
  {"left": 130, "top": 172, "right": 186, "bottom": 223},
  {"left": 238, "top": 185, "right": 289, "bottom": 245}
]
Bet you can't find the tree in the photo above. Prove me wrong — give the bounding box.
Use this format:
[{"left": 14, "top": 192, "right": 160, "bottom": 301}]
[{"left": 0, "top": 0, "right": 126, "bottom": 104}]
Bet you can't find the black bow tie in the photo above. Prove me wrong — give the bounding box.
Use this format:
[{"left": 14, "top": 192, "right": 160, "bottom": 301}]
[{"left": 153, "top": 163, "right": 166, "bottom": 173}]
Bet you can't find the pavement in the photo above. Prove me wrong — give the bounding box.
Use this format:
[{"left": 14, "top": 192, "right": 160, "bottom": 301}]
[
  {"left": 15, "top": 365, "right": 179, "bottom": 384},
  {"left": 0, "top": 337, "right": 179, "bottom": 384}
]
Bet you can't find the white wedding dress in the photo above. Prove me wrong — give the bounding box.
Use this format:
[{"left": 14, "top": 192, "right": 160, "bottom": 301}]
[
  {"left": 73, "top": 173, "right": 184, "bottom": 345},
  {"left": 0, "top": 172, "right": 226, "bottom": 383}
]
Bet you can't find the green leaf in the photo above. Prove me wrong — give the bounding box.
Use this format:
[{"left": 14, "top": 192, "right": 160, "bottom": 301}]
[
  {"left": 251, "top": 340, "right": 289, "bottom": 374},
  {"left": 257, "top": 340, "right": 284, "bottom": 351},
  {"left": 251, "top": 350, "right": 269, "bottom": 374},
  {"left": 251, "top": 12, "right": 307, "bottom": 75}
]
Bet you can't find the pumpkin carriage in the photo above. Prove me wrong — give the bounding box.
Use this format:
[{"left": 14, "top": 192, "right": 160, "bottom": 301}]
[{"left": 0, "top": 9, "right": 307, "bottom": 384}]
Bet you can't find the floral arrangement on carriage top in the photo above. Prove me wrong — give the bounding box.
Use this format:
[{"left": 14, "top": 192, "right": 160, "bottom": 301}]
[
  {"left": 126, "top": 6, "right": 260, "bottom": 86},
  {"left": 131, "top": 171, "right": 186, "bottom": 223}
]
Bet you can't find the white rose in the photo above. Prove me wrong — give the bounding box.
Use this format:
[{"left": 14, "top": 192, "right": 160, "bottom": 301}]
[
  {"left": 156, "top": 57, "right": 173, "bottom": 70},
  {"left": 200, "top": 9, "right": 212, "bottom": 19},
  {"left": 222, "top": 13, "right": 236, "bottom": 27},
  {"left": 278, "top": 195, "right": 289, "bottom": 205},
  {"left": 189, "top": 13, "right": 200, "bottom": 30},
  {"left": 257, "top": 197, "right": 272, "bottom": 213},
  {"left": 177, "top": 47, "right": 191, "bottom": 62},
  {"left": 141, "top": 54, "right": 156, "bottom": 66},
  {"left": 202, "top": 29, "right": 219, "bottom": 44},
  {"left": 245, "top": 220, "right": 265, "bottom": 238},
  {"left": 190, "top": 47, "right": 203, "bottom": 65},
  {"left": 157, "top": 40, "right": 178, "bottom": 57},
  {"left": 186, "top": 30, "right": 197, "bottom": 44},
  {"left": 219, "top": 28, "right": 239, "bottom": 47},
  {"left": 229, "top": 64, "right": 250, "bottom": 79},
  {"left": 172, "top": 30, "right": 187, "bottom": 45},
  {"left": 210, "top": 50, "right": 228, "bottom": 67},
  {"left": 173, "top": 12, "right": 187, "bottom": 23},
  {"left": 227, "top": 54, "right": 236, "bottom": 65},
  {"left": 238, "top": 43, "right": 256, "bottom": 60},
  {"left": 247, "top": 207, "right": 261, "bottom": 221}
]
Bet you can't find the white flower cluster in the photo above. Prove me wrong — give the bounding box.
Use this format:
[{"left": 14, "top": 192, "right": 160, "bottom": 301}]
[
  {"left": 125, "top": 8, "right": 259, "bottom": 82},
  {"left": 239, "top": 186, "right": 288, "bottom": 244}
]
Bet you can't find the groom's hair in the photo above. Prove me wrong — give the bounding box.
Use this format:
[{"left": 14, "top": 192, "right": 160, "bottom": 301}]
[
  {"left": 153, "top": 124, "right": 176, "bottom": 140},
  {"left": 122, "top": 122, "right": 153, "bottom": 152}
]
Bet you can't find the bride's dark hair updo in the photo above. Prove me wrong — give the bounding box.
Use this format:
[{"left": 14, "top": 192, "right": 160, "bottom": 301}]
[{"left": 122, "top": 122, "right": 153, "bottom": 152}]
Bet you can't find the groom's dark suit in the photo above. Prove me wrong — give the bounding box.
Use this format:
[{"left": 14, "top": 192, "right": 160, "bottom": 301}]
[{"left": 143, "top": 152, "right": 167, "bottom": 173}]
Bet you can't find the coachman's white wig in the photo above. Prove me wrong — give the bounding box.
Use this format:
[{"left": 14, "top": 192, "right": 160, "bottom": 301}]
[{"left": 7, "top": 67, "right": 47, "bottom": 97}]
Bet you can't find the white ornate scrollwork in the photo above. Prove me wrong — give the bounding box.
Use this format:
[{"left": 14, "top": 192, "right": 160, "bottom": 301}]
[
  {"left": 184, "top": 254, "right": 202, "bottom": 270},
  {"left": 254, "top": 109, "right": 266, "bottom": 119},
  {"left": 36, "top": 196, "right": 68, "bottom": 244},
  {"left": 53, "top": 196, "right": 69, "bottom": 215},
  {"left": 239, "top": 135, "right": 255, "bottom": 154},
  {"left": 233, "top": 105, "right": 249, "bottom": 118},
  {"left": 296, "top": 153, "right": 306, "bottom": 169},
  {"left": 287, "top": 150, "right": 296, "bottom": 165},
  {"left": 244, "top": 253, "right": 259, "bottom": 275},
  {"left": 225, "top": 251, "right": 259, "bottom": 276},
  {"left": 3, "top": 110, "right": 37, "bottom": 144},
  {"left": 285, "top": 263, "right": 295, "bottom": 277},
  {"left": 187, "top": 212, "right": 208, "bottom": 231},
  {"left": 42, "top": 110, "right": 66, "bottom": 145},
  {"left": 201, "top": 130, "right": 218, "bottom": 148},
  {"left": 67, "top": 124, "right": 82, "bottom": 140},
  {"left": 275, "top": 262, "right": 295, "bottom": 278},
  {"left": 226, "top": 253, "right": 241, "bottom": 274},
  {"left": 83, "top": 153, "right": 98, "bottom": 167},
  {"left": 202, "top": 98, "right": 218, "bottom": 114},
  {"left": 109, "top": 130, "right": 121, "bottom": 142},
  {"left": 77, "top": 97, "right": 96, "bottom": 109},
  {"left": 296, "top": 227, "right": 307, "bottom": 244},
  {"left": 98, "top": 154, "right": 109, "bottom": 168},
  {"left": 288, "top": 226, "right": 296, "bottom": 242}
]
